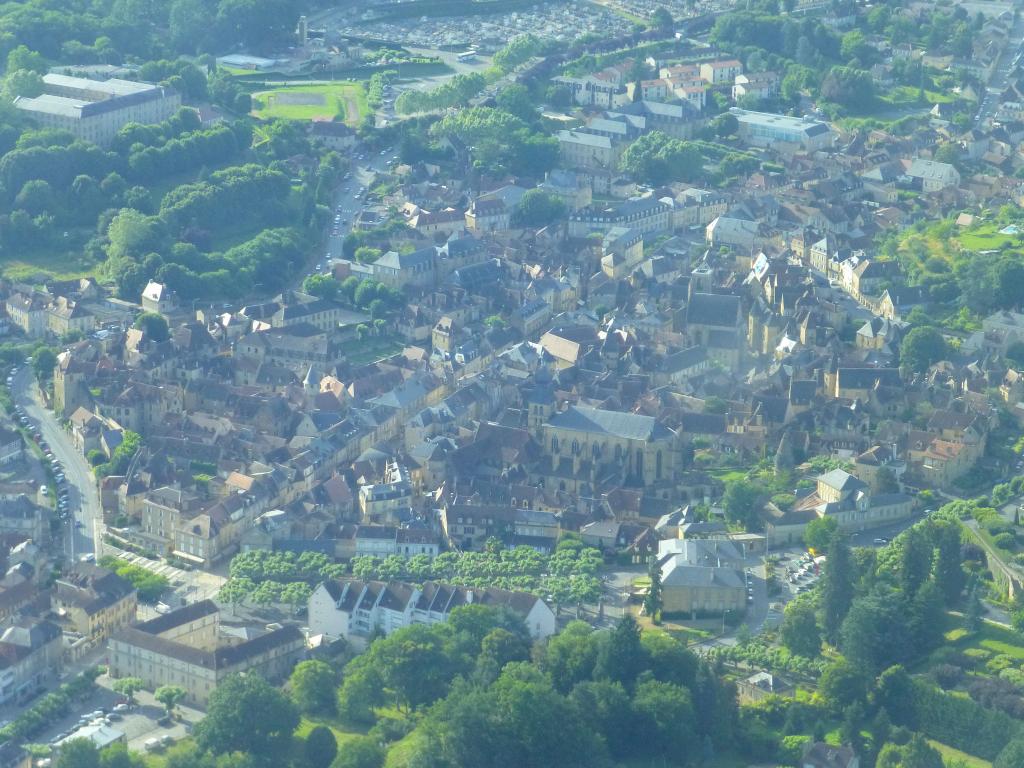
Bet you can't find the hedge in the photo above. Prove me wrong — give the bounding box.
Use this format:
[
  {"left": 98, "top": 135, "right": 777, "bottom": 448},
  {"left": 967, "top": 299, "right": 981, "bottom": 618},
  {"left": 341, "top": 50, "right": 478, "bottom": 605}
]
[{"left": 912, "top": 679, "right": 1023, "bottom": 760}]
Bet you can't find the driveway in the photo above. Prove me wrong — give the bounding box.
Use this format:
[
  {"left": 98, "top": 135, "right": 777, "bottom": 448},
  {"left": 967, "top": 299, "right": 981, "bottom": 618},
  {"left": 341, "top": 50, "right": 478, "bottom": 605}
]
[{"left": 11, "top": 366, "right": 100, "bottom": 562}]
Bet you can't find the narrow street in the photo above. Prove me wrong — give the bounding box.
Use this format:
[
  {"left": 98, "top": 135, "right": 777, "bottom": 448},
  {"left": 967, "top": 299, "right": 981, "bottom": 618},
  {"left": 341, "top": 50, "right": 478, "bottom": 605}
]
[
  {"left": 11, "top": 365, "right": 100, "bottom": 562},
  {"left": 976, "top": 14, "right": 1024, "bottom": 125}
]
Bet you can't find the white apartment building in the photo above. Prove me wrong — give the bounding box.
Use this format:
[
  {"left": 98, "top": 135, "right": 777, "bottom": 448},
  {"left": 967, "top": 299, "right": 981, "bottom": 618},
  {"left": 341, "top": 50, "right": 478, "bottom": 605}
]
[{"left": 309, "top": 578, "right": 556, "bottom": 647}]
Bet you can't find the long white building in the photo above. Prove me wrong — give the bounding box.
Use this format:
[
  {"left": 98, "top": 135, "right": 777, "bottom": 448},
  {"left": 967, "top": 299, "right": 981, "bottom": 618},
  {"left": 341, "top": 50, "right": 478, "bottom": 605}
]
[
  {"left": 309, "top": 578, "right": 556, "bottom": 647},
  {"left": 14, "top": 74, "right": 181, "bottom": 147}
]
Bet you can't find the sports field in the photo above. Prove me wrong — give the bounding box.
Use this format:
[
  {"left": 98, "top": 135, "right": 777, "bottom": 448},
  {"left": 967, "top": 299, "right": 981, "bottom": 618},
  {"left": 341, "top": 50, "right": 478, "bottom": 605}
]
[{"left": 250, "top": 82, "right": 368, "bottom": 126}]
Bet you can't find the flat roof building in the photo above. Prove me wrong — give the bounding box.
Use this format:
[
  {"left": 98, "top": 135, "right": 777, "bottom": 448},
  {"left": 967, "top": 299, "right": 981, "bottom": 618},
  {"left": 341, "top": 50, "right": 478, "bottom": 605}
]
[
  {"left": 730, "top": 107, "right": 834, "bottom": 151},
  {"left": 14, "top": 74, "right": 181, "bottom": 147}
]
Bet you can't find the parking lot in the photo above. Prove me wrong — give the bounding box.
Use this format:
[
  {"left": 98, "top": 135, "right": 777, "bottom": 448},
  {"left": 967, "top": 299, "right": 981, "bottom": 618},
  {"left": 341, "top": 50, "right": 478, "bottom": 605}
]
[
  {"left": 6, "top": 365, "right": 77, "bottom": 546},
  {"left": 35, "top": 675, "right": 201, "bottom": 755}
]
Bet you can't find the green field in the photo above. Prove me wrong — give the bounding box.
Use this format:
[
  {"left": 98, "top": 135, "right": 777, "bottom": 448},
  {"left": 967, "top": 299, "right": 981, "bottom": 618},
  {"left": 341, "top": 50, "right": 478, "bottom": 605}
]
[
  {"left": 927, "top": 739, "right": 993, "bottom": 768},
  {"left": 338, "top": 336, "right": 404, "bottom": 366},
  {"left": 957, "top": 224, "right": 1022, "bottom": 252},
  {"left": 295, "top": 715, "right": 370, "bottom": 748},
  {"left": 944, "top": 620, "right": 1024, "bottom": 659},
  {"left": 0, "top": 245, "right": 99, "bottom": 282},
  {"left": 251, "top": 83, "right": 369, "bottom": 126}
]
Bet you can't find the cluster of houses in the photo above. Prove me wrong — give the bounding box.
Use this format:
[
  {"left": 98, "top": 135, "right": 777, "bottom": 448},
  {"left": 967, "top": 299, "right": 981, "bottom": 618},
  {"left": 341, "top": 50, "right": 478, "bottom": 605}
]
[{"left": 4, "top": 5, "right": 1024, "bottom": 729}]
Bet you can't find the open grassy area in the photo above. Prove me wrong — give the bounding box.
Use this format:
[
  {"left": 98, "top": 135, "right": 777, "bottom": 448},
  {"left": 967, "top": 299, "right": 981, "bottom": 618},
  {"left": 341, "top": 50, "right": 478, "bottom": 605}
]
[
  {"left": 338, "top": 336, "right": 404, "bottom": 366},
  {"left": 927, "top": 739, "right": 993, "bottom": 768},
  {"left": 957, "top": 224, "right": 1023, "bottom": 252},
  {"left": 0, "top": 245, "right": 99, "bottom": 282},
  {"left": 295, "top": 715, "right": 370, "bottom": 749},
  {"left": 251, "top": 83, "right": 368, "bottom": 126},
  {"left": 707, "top": 468, "right": 748, "bottom": 485},
  {"left": 879, "top": 85, "right": 956, "bottom": 107},
  {"left": 943, "top": 619, "right": 1024, "bottom": 660}
]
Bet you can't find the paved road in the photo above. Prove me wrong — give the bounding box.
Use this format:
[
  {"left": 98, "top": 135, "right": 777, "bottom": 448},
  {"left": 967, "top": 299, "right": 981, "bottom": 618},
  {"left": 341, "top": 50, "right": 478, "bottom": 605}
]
[
  {"left": 322, "top": 151, "right": 394, "bottom": 263},
  {"left": 976, "top": 16, "right": 1024, "bottom": 126},
  {"left": 11, "top": 366, "right": 100, "bottom": 562}
]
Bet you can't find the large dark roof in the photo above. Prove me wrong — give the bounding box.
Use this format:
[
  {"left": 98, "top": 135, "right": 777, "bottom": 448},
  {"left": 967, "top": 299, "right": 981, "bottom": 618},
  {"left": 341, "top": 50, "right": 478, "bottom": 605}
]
[{"left": 686, "top": 293, "right": 740, "bottom": 327}]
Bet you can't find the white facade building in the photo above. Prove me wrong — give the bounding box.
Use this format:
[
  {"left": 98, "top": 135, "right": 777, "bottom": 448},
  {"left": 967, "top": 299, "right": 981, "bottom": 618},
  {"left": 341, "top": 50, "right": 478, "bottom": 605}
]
[{"left": 309, "top": 578, "right": 556, "bottom": 647}]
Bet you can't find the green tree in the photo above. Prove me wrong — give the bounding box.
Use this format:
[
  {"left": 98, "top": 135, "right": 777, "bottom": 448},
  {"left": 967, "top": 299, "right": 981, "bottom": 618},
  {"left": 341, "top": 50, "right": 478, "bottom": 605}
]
[
  {"left": 336, "top": 664, "right": 385, "bottom": 725},
  {"left": 302, "top": 274, "right": 340, "bottom": 301},
  {"left": 900, "top": 326, "right": 948, "bottom": 372},
  {"left": 873, "top": 665, "right": 916, "bottom": 728},
  {"left": 819, "top": 66, "right": 876, "bottom": 111},
  {"left": 569, "top": 680, "right": 635, "bottom": 760},
  {"left": 7, "top": 45, "right": 46, "bottom": 74},
  {"left": 995, "top": 738, "right": 1024, "bottom": 768},
  {"left": 111, "top": 677, "right": 145, "bottom": 704},
  {"left": 821, "top": 529, "right": 854, "bottom": 643},
  {"left": 155, "top": 685, "right": 186, "bottom": 717},
  {"left": 331, "top": 736, "right": 384, "bottom": 768},
  {"left": 303, "top": 726, "right": 336, "bottom": 768},
  {"left": 643, "top": 560, "right": 662, "bottom": 619},
  {"left": 619, "top": 131, "right": 703, "bottom": 185},
  {"left": 640, "top": 630, "right": 698, "bottom": 688},
  {"left": 2, "top": 69, "right": 44, "bottom": 100},
  {"left": 650, "top": 7, "right": 674, "bottom": 29},
  {"left": 511, "top": 189, "right": 566, "bottom": 228},
  {"left": 899, "top": 525, "right": 934, "bottom": 597},
  {"left": 963, "top": 576, "right": 983, "bottom": 633},
  {"left": 632, "top": 679, "right": 696, "bottom": 761},
  {"left": 537, "top": 620, "right": 598, "bottom": 693},
  {"left": 723, "top": 479, "right": 765, "bottom": 530},
  {"left": 992, "top": 258, "right": 1024, "bottom": 310},
  {"left": 804, "top": 516, "right": 838, "bottom": 552},
  {"left": 780, "top": 600, "right": 821, "bottom": 658},
  {"left": 289, "top": 660, "right": 337, "bottom": 716},
  {"left": 819, "top": 658, "right": 868, "bottom": 713},
  {"left": 595, "top": 616, "right": 648, "bottom": 690},
  {"left": 32, "top": 348, "right": 57, "bottom": 382},
  {"left": 15, "top": 179, "right": 55, "bottom": 215},
  {"left": 195, "top": 675, "right": 297, "bottom": 758},
  {"left": 495, "top": 84, "right": 536, "bottom": 122},
  {"left": 877, "top": 733, "right": 943, "bottom": 768},
  {"left": 54, "top": 739, "right": 99, "bottom": 768},
  {"left": 840, "top": 593, "right": 909, "bottom": 673},
  {"left": 133, "top": 312, "right": 170, "bottom": 343}
]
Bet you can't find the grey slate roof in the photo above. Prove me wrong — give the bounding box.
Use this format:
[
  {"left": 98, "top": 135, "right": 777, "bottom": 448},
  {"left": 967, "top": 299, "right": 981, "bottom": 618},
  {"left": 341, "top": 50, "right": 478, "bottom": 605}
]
[{"left": 548, "top": 405, "right": 671, "bottom": 441}]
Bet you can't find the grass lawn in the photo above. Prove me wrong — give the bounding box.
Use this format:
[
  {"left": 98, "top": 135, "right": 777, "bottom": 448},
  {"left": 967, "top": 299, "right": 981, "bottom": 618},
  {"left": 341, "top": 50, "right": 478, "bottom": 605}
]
[
  {"left": 0, "top": 244, "right": 100, "bottom": 282},
  {"left": 943, "top": 619, "right": 1024, "bottom": 660},
  {"left": 251, "top": 83, "right": 369, "bottom": 127},
  {"left": 295, "top": 715, "right": 370, "bottom": 748},
  {"left": 879, "top": 85, "right": 955, "bottom": 107},
  {"left": 338, "top": 336, "right": 404, "bottom": 366},
  {"left": 927, "top": 739, "right": 993, "bottom": 768},
  {"left": 707, "top": 468, "right": 748, "bottom": 484},
  {"left": 957, "top": 224, "right": 1022, "bottom": 252}
]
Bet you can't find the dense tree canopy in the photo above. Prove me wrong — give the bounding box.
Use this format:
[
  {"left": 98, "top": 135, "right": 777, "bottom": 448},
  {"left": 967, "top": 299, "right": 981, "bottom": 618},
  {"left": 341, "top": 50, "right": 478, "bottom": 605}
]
[{"left": 194, "top": 674, "right": 299, "bottom": 760}]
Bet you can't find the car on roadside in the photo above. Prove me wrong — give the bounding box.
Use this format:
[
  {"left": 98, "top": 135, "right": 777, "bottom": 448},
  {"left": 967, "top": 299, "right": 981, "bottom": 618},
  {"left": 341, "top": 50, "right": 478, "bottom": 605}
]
[{"left": 873, "top": 538, "right": 888, "bottom": 545}]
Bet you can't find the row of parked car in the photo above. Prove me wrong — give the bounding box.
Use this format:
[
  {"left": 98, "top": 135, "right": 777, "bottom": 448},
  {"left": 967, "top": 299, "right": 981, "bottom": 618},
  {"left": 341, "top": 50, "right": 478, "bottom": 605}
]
[
  {"left": 49, "top": 704, "right": 133, "bottom": 745},
  {"left": 6, "top": 366, "right": 73, "bottom": 522}
]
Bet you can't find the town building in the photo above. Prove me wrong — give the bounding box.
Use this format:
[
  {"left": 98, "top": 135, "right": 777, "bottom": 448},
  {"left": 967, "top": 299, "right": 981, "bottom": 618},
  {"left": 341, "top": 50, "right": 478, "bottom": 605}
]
[
  {"left": 108, "top": 600, "right": 305, "bottom": 705},
  {"left": 730, "top": 108, "right": 835, "bottom": 150},
  {"left": 15, "top": 74, "right": 181, "bottom": 147},
  {"left": 308, "top": 578, "right": 556, "bottom": 647},
  {"left": 51, "top": 564, "right": 137, "bottom": 648}
]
